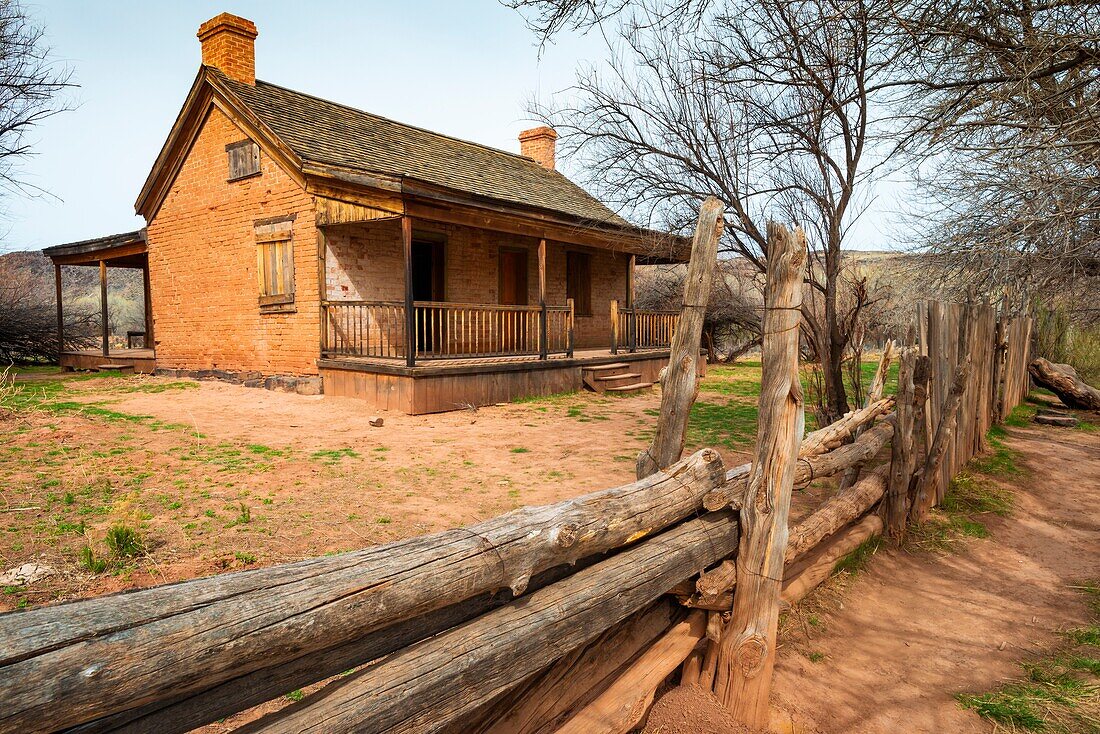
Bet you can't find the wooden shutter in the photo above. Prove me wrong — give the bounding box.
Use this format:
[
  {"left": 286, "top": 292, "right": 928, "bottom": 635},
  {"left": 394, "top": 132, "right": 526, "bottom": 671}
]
[
  {"left": 255, "top": 218, "right": 295, "bottom": 310},
  {"left": 227, "top": 140, "right": 261, "bottom": 181}
]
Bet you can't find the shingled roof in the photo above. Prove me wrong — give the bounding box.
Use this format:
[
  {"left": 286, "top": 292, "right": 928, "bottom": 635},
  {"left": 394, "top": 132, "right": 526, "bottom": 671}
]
[{"left": 215, "top": 72, "right": 628, "bottom": 227}]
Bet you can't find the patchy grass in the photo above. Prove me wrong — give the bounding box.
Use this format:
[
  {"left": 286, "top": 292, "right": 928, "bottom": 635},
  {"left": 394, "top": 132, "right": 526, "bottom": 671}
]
[
  {"left": 309, "top": 448, "right": 360, "bottom": 464},
  {"left": 956, "top": 582, "right": 1100, "bottom": 733},
  {"left": 833, "top": 536, "right": 884, "bottom": 576},
  {"left": 686, "top": 399, "right": 758, "bottom": 449}
]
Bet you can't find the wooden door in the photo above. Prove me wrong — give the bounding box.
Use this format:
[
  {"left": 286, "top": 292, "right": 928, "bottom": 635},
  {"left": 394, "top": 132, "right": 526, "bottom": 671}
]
[{"left": 499, "top": 249, "right": 528, "bottom": 352}]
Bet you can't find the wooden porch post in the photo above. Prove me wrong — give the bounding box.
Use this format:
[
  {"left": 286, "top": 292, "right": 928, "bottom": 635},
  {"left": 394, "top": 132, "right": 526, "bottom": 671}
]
[
  {"left": 402, "top": 216, "right": 416, "bottom": 367},
  {"left": 610, "top": 299, "right": 619, "bottom": 355},
  {"left": 317, "top": 228, "right": 328, "bottom": 358},
  {"left": 538, "top": 238, "right": 548, "bottom": 359},
  {"left": 99, "top": 260, "right": 109, "bottom": 358},
  {"left": 627, "top": 253, "right": 637, "bottom": 353},
  {"left": 54, "top": 262, "right": 64, "bottom": 360},
  {"left": 142, "top": 258, "right": 154, "bottom": 350}
]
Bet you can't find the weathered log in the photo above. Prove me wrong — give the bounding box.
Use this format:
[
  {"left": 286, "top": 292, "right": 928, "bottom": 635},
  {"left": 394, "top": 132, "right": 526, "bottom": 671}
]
[
  {"left": 784, "top": 465, "right": 888, "bottom": 564},
  {"left": 885, "top": 345, "right": 918, "bottom": 539},
  {"left": 838, "top": 341, "right": 895, "bottom": 491},
  {"left": 638, "top": 197, "right": 724, "bottom": 479},
  {"left": 1034, "top": 410, "right": 1078, "bottom": 427},
  {"left": 1028, "top": 357, "right": 1100, "bottom": 411},
  {"left": 553, "top": 612, "right": 706, "bottom": 734},
  {"left": 0, "top": 450, "right": 726, "bottom": 733},
  {"left": 68, "top": 560, "right": 604, "bottom": 734},
  {"left": 703, "top": 416, "right": 895, "bottom": 511},
  {"left": 780, "top": 514, "right": 883, "bottom": 605},
  {"left": 679, "top": 465, "right": 887, "bottom": 610},
  {"left": 236, "top": 512, "right": 740, "bottom": 734},
  {"left": 798, "top": 396, "right": 894, "bottom": 457},
  {"left": 714, "top": 222, "right": 806, "bottom": 725},
  {"left": 912, "top": 358, "right": 970, "bottom": 521},
  {"left": 471, "top": 601, "right": 680, "bottom": 734}
]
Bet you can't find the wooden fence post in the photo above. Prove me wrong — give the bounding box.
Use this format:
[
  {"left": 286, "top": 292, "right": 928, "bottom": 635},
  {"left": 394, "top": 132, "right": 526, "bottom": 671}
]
[
  {"left": 911, "top": 357, "right": 970, "bottom": 522},
  {"left": 636, "top": 196, "right": 724, "bottom": 479},
  {"left": 884, "top": 343, "right": 917, "bottom": 539},
  {"left": 713, "top": 222, "right": 807, "bottom": 727}
]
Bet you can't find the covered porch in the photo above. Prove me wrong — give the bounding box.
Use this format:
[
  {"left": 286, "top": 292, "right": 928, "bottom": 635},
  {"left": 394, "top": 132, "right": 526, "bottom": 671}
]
[
  {"left": 314, "top": 209, "right": 685, "bottom": 413},
  {"left": 43, "top": 230, "right": 156, "bottom": 373},
  {"left": 317, "top": 214, "right": 679, "bottom": 368}
]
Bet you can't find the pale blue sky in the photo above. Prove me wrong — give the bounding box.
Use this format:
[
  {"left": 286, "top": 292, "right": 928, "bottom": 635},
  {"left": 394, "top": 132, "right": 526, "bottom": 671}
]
[{"left": 2, "top": 1, "right": 903, "bottom": 253}]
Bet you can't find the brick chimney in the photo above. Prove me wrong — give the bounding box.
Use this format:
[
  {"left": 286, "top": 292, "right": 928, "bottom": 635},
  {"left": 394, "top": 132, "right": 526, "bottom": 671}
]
[
  {"left": 519, "top": 126, "right": 558, "bottom": 170},
  {"left": 197, "top": 13, "right": 258, "bottom": 85}
]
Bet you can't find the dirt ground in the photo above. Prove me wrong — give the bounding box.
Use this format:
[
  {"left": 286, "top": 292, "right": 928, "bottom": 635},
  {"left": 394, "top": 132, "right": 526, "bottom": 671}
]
[
  {"left": 764, "top": 421, "right": 1100, "bottom": 733},
  {"left": 1, "top": 367, "right": 765, "bottom": 610}
]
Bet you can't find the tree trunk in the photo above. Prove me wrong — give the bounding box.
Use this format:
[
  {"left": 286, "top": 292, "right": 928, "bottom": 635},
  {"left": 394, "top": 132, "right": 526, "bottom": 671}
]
[
  {"left": 638, "top": 196, "right": 725, "bottom": 479},
  {"left": 838, "top": 341, "right": 896, "bottom": 491},
  {"left": 1028, "top": 357, "right": 1100, "bottom": 411},
  {"left": 713, "top": 223, "right": 807, "bottom": 726}
]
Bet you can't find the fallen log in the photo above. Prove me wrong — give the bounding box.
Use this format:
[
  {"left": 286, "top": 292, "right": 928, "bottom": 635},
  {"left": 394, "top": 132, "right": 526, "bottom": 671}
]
[
  {"left": 553, "top": 611, "right": 706, "bottom": 734},
  {"left": 1028, "top": 357, "right": 1100, "bottom": 411},
  {"left": 0, "top": 450, "right": 725, "bottom": 733},
  {"left": 236, "top": 512, "right": 740, "bottom": 734},
  {"left": 637, "top": 196, "right": 724, "bottom": 479},
  {"left": 703, "top": 417, "right": 895, "bottom": 511}
]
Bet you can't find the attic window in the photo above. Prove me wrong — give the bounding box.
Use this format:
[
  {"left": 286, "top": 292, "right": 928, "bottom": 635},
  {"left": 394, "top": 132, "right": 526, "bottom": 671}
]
[{"left": 227, "top": 140, "right": 260, "bottom": 181}]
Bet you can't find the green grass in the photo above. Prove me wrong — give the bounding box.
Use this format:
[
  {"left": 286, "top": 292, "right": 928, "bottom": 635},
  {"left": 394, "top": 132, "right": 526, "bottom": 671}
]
[
  {"left": 309, "top": 448, "right": 360, "bottom": 464},
  {"left": 833, "top": 536, "right": 884, "bottom": 576},
  {"left": 956, "top": 582, "right": 1100, "bottom": 732},
  {"left": 686, "top": 399, "right": 758, "bottom": 449},
  {"left": 105, "top": 524, "right": 144, "bottom": 558},
  {"left": 510, "top": 447, "right": 530, "bottom": 454}
]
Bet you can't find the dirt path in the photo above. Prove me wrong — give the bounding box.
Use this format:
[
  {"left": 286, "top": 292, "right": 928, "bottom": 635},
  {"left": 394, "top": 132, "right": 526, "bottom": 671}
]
[{"left": 770, "top": 423, "right": 1100, "bottom": 733}]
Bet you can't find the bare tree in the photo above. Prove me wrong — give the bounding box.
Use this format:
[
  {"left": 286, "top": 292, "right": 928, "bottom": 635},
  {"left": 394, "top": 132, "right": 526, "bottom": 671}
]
[
  {"left": 509, "top": 0, "right": 908, "bottom": 423},
  {"left": 0, "top": 257, "right": 96, "bottom": 363},
  {"left": 0, "top": 0, "right": 71, "bottom": 203},
  {"left": 897, "top": 1, "right": 1100, "bottom": 310}
]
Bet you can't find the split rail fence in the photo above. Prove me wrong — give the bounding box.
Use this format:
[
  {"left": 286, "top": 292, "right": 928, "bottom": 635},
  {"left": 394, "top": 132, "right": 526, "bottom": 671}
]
[{"left": 0, "top": 300, "right": 1031, "bottom": 734}]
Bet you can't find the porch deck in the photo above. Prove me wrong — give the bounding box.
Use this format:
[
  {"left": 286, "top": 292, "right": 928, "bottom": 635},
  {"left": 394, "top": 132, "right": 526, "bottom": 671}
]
[
  {"left": 318, "top": 347, "right": 691, "bottom": 414},
  {"left": 60, "top": 348, "right": 157, "bottom": 374}
]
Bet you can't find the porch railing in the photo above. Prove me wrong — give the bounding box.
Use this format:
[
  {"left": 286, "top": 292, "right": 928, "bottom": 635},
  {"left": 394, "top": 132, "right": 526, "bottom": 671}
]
[
  {"left": 610, "top": 300, "right": 679, "bottom": 354},
  {"left": 321, "top": 300, "right": 574, "bottom": 363}
]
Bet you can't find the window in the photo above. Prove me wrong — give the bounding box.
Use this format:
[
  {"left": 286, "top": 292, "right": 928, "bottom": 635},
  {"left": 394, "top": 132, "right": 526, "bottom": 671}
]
[
  {"left": 255, "top": 218, "right": 295, "bottom": 312},
  {"left": 227, "top": 139, "right": 260, "bottom": 181},
  {"left": 566, "top": 251, "right": 592, "bottom": 316}
]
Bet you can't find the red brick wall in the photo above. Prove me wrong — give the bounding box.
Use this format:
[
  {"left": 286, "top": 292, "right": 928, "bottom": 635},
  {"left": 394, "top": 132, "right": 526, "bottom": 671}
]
[
  {"left": 325, "top": 219, "right": 629, "bottom": 350},
  {"left": 147, "top": 106, "right": 320, "bottom": 375}
]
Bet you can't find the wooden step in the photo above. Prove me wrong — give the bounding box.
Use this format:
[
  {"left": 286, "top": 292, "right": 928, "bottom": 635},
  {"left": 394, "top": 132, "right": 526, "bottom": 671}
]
[
  {"left": 605, "top": 382, "right": 654, "bottom": 394},
  {"left": 595, "top": 372, "right": 641, "bottom": 382},
  {"left": 582, "top": 362, "right": 632, "bottom": 373},
  {"left": 96, "top": 364, "right": 135, "bottom": 373}
]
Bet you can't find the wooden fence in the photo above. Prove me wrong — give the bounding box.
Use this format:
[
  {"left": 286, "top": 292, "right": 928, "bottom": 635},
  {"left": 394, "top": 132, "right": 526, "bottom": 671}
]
[{"left": 0, "top": 300, "right": 1032, "bottom": 734}]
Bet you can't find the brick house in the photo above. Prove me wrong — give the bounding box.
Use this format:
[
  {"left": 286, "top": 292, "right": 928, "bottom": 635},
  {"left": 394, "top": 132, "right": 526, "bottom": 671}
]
[{"left": 45, "top": 13, "right": 690, "bottom": 413}]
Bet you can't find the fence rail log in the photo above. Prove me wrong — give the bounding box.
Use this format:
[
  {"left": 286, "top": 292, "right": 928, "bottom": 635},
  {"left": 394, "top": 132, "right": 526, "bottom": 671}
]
[
  {"left": 838, "top": 342, "right": 895, "bottom": 491},
  {"left": 637, "top": 196, "right": 724, "bottom": 479},
  {"left": 0, "top": 450, "right": 725, "bottom": 733},
  {"left": 702, "top": 416, "right": 895, "bottom": 512},
  {"left": 235, "top": 512, "right": 740, "bottom": 734},
  {"left": 1028, "top": 357, "right": 1100, "bottom": 411},
  {"left": 553, "top": 611, "right": 707, "bottom": 734},
  {"left": 780, "top": 514, "right": 883, "bottom": 605},
  {"left": 798, "top": 396, "right": 894, "bottom": 457},
  {"left": 470, "top": 601, "right": 680, "bottom": 734}
]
